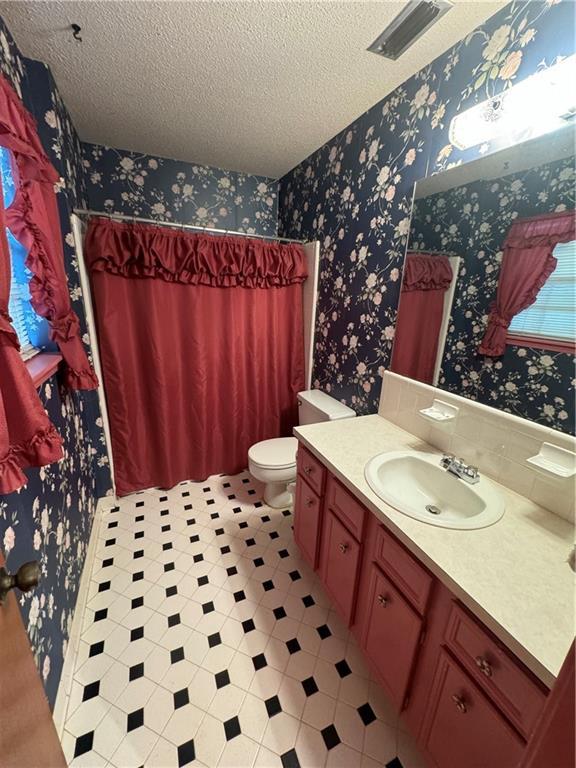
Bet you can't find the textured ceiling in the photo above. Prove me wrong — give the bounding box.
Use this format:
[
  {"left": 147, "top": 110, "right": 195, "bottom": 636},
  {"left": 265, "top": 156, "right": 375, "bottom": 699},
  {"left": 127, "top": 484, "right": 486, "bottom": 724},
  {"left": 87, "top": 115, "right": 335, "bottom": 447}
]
[{"left": 0, "top": 0, "right": 505, "bottom": 178}]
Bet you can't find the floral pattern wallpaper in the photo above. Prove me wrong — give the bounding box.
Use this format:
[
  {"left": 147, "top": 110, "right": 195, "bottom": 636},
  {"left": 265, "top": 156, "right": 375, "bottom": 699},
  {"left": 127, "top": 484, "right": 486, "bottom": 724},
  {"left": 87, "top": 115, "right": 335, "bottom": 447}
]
[
  {"left": 0, "top": 18, "right": 112, "bottom": 708},
  {"left": 0, "top": 0, "right": 574, "bottom": 713},
  {"left": 410, "top": 154, "right": 575, "bottom": 434},
  {"left": 278, "top": 0, "right": 575, "bottom": 417},
  {"left": 82, "top": 142, "right": 279, "bottom": 235}
]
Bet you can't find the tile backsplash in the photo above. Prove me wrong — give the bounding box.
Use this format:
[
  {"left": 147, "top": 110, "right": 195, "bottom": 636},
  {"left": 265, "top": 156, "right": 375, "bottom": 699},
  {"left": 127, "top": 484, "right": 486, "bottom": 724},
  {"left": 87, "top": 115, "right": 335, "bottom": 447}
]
[{"left": 379, "top": 372, "right": 575, "bottom": 523}]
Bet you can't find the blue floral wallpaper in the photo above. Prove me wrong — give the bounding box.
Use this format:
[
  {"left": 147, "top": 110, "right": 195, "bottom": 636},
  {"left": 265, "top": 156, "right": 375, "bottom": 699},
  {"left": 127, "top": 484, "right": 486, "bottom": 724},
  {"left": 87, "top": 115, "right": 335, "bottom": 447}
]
[
  {"left": 410, "top": 154, "right": 575, "bottom": 434},
  {"left": 82, "top": 142, "right": 279, "bottom": 235},
  {"left": 278, "top": 0, "right": 576, "bottom": 417},
  {"left": 1, "top": 0, "right": 575, "bottom": 713},
  {"left": 0, "top": 19, "right": 112, "bottom": 707}
]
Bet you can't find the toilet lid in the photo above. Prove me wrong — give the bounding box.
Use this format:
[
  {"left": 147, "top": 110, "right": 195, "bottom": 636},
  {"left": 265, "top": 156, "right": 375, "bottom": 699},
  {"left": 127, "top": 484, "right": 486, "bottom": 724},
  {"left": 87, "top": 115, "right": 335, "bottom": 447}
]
[{"left": 248, "top": 437, "right": 298, "bottom": 470}]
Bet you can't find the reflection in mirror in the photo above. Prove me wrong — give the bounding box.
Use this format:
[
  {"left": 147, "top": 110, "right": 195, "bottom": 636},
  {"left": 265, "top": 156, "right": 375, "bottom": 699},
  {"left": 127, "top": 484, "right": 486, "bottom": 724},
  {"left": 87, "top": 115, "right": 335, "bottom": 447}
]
[{"left": 391, "top": 125, "right": 575, "bottom": 435}]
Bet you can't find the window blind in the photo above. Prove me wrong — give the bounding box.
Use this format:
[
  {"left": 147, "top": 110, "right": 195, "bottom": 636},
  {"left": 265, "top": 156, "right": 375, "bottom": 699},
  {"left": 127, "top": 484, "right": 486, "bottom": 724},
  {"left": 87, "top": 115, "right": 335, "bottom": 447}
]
[{"left": 508, "top": 240, "right": 576, "bottom": 343}]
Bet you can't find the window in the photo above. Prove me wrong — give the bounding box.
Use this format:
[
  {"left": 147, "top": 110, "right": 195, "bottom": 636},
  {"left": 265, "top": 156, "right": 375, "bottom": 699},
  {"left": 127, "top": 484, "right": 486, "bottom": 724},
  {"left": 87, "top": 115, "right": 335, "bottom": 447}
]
[
  {"left": 1, "top": 145, "right": 49, "bottom": 360},
  {"left": 508, "top": 239, "right": 576, "bottom": 349}
]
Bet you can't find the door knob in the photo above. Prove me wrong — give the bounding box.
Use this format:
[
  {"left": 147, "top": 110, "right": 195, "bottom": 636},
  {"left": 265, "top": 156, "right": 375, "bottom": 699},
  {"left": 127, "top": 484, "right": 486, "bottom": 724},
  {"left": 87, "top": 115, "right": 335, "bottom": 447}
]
[{"left": 0, "top": 561, "right": 40, "bottom": 605}]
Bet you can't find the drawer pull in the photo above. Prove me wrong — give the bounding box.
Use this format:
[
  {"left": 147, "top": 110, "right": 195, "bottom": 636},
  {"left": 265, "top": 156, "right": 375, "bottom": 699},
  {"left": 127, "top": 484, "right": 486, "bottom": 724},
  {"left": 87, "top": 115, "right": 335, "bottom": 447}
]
[
  {"left": 377, "top": 594, "right": 388, "bottom": 607},
  {"left": 338, "top": 542, "right": 349, "bottom": 554},
  {"left": 305, "top": 498, "right": 314, "bottom": 508},
  {"left": 475, "top": 656, "right": 493, "bottom": 677},
  {"left": 304, "top": 466, "right": 313, "bottom": 475},
  {"left": 451, "top": 694, "right": 467, "bottom": 714}
]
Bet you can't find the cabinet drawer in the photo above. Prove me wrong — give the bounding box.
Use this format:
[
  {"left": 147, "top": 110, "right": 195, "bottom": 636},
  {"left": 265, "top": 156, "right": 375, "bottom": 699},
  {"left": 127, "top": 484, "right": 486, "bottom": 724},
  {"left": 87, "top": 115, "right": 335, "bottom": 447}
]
[
  {"left": 422, "top": 650, "right": 525, "bottom": 768},
  {"left": 444, "top": 603, "right": 547, "bottom": 739},
  {"left": 321, "top": 509, "right": 361, "bottom": 624},
  {"left": 362, "top": 563, "right": 423, "bottom": 709},
  {"left": 373, "top": 525, "right": 433, "bottom": 615},
  {"left": 326, "top": 475, "right": 366, "bottom": 542},
  {"left": 297, "top": 445, "right": 326, "bottom": 497},
  {"left": 293, "top": 477, "right": 322, "bottom": 569}
]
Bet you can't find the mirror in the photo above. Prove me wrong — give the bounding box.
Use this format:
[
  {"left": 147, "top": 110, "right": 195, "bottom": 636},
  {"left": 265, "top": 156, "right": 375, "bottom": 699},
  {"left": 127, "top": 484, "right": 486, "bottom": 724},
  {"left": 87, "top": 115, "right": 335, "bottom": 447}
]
[{"left": 391, "top": 124, "right": 575, "bottom": 435}]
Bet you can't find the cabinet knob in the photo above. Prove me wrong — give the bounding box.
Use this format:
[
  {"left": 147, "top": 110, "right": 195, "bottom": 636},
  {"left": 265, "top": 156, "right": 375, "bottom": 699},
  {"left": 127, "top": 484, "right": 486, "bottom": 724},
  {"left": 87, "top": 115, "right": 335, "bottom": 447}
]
[
  {"left": 304, "top": 466, "right": 312, "bottom": 475},
  {"left": 0, "top": 561, "right": 40, "bottom": 605},
  {"left": 475, "top": 656, "right": 493, "bottom": 677},
  {"left": 377, "top": 594, "right": 388, "bottom": 607},
  {"left": 338, "top": 542, "right": 348, "bottom": 554},
  {"left": 305, "top": 498, "right": 314, "bottom": 508},
  {"left": 451, "top": 694, "right": 467, "bottom": 714}
]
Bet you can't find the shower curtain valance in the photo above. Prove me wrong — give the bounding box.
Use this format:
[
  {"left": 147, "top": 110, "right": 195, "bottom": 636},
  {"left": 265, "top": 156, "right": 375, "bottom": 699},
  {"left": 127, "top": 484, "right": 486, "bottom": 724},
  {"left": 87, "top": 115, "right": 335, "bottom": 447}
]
[
  {"left": 402, "top": 252, "right": 453, "bottom": 292},
  {"left": 85, "top": 217, "right": 308, "bottom": 288},
  {"left": 0, "top": 74, "right": 97, "bottom": 390}
]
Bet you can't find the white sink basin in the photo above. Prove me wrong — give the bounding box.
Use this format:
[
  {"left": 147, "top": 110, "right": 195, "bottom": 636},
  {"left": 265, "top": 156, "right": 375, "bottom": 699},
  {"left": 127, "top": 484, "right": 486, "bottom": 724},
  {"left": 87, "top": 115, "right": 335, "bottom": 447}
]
[{"left": 365, "top": 451, "right": 505, "bottom": 530}]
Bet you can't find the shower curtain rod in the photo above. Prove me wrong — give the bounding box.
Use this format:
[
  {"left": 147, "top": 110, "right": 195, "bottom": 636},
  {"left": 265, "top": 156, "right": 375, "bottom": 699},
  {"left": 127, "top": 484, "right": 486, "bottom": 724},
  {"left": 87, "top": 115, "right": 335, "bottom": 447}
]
[{"left": 72, "top": 208, "right": 307, "bottom": 244}]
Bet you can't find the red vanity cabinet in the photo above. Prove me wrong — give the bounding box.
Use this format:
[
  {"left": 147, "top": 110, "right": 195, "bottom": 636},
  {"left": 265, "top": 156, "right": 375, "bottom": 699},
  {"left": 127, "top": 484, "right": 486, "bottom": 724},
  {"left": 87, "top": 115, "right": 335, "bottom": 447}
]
[
  {"left": 320, "top": 508, "right": 362, "bottom": 623},
  {"left": 293, "top": 477, "right": 322, "bottom": 569},
  {"left": 352, "top": 513, "right": 433, "bottom": 709},
  {"left": 296, "top": 445, "right": 326, "bottom": 497},
  {"left": 362, "top": 563, "right": 423, "bottom": 709},
  {"left": 290, "top": 440, "right": 565, "bottom": 768},
  {"left": 421, "top": 650, "right": 525, "bottom": 768},
  {"left": 443, "top": 603, "right": 547, "bottom": 739},
  {"left": 319, "top": 476, "right": 367, "bottom": 624},
  {"left": 293, "top": 445, "right": 326, "bottom": 569}
]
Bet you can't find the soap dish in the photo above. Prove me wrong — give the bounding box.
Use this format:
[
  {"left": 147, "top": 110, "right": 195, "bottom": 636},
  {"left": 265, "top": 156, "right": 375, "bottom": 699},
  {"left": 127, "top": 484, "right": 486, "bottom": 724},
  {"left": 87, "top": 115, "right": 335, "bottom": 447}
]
[
  {"left": 419, "top": 399, "right": 459, "bottom": 424},
  {"left": 526, "top": 442, "right": 576, "bottom": 479}
]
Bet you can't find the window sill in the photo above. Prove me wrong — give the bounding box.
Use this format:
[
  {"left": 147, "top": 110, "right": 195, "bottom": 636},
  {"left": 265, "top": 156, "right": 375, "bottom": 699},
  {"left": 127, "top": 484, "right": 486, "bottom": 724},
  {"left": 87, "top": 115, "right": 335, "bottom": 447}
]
[
  {"left": 506, "top": 334, "right": 575, "bottom": 354},
  {"left": 26, "top": 352, "right": 63, "bottom": 389}
]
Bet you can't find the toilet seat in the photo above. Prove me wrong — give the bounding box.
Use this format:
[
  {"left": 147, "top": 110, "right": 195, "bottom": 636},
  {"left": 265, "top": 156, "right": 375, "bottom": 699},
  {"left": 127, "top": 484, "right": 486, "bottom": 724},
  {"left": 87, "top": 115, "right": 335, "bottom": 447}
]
[{"left": 248, "top": 437, "right": 297, "bottom": 470}]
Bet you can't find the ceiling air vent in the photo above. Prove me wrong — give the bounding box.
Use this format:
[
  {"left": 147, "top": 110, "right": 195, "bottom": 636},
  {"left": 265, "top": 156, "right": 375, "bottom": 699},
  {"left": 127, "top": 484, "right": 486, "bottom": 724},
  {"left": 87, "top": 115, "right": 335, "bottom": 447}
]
[{"left": 367, "top": 0, "right": 453, "bottom": 61}]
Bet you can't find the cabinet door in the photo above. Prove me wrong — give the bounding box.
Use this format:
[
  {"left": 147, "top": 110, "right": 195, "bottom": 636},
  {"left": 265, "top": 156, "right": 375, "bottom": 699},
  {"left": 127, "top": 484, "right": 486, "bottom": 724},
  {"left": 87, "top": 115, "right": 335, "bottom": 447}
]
[
  {"left": 422, "top": 651, "right": 525, "bottom": 768},
  {"left": 321, "top": 510, "right": 361, "bottom": 624},
  {"left": 294, "top": 477, "right": 322, "bottom": 569},
  {"left": 362, "top": 564, "right": 422, "bottom": 709}
]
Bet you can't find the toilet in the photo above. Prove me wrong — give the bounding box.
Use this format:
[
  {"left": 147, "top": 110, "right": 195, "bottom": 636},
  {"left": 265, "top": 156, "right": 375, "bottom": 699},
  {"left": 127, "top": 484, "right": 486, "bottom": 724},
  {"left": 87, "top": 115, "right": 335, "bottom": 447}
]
[{"left": 248, "top": 389, "right": 356, "bottom": 508}]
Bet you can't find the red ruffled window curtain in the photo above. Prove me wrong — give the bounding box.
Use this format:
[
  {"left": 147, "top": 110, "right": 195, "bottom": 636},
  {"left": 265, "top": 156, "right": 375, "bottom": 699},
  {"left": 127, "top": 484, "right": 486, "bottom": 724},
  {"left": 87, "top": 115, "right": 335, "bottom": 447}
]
[
  {"left": 0, "top": 74, "right": 97, "bottom": 388},
  {"left": 479, "top": 210, "right": 576, "bottom": 356},
  {"left": 391, "top": 253, "right": 453, "bottom": 384},
  {"left": 0, "top": 176, "right": 63, "bottom": 493},
  {"left": 85, "top": 218, "right": 307, "bottom": 496}
]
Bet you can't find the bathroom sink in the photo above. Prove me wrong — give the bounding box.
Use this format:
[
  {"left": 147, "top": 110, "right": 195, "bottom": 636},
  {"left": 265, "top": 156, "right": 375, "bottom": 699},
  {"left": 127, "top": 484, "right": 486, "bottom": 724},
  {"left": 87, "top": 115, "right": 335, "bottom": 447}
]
[{"left": 364, "top": 451, "right": 504, "bottom": 530}]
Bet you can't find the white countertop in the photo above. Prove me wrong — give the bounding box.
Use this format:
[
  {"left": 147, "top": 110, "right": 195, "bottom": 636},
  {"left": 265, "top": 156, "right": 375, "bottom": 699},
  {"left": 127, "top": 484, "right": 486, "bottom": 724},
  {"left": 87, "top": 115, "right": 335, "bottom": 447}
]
[{"left": 294, "top": 414, "right": 575, "bottom": 687}]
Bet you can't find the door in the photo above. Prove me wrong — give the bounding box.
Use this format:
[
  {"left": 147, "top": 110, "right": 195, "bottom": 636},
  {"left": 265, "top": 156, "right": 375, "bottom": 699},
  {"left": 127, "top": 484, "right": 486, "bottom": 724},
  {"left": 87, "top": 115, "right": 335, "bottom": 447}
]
[
  {"left": 293, "top": 476, "right": 322, "bottom": 568},
  {"left": 422, "top": 650, "right": 524, "bottom": 768},
  {"left": 362, "top": 564, "right": 423, "bottom": 709},
  {"left": 0, "top": 551, "right": 66, "bottom": 767},
  {"left": 321, "top": 510, "right": 361, "bottom": 624}
]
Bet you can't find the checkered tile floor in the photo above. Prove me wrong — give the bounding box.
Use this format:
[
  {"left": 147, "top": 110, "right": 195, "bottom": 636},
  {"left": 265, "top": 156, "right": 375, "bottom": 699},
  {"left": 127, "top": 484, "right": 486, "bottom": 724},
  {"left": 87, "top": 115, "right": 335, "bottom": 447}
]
[{"left": 61, "top": 471, "right": 423, "bottom": 767}]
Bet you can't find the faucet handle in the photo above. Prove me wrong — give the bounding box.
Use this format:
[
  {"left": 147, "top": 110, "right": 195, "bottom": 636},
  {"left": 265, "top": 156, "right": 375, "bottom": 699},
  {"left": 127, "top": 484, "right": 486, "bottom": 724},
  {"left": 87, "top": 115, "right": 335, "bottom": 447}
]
[{"left": 440, "top": 453, "right": 454, "bottom": 468}]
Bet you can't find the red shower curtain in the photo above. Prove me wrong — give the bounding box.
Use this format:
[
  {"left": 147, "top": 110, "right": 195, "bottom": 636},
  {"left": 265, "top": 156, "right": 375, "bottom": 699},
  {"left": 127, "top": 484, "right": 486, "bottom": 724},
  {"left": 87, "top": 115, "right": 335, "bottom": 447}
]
[
  {"left": 85, "top": 219, "right": 307, "bottom": 496},
  {"left": 391, "top": 253, "right": 453, "bottom": 384}
]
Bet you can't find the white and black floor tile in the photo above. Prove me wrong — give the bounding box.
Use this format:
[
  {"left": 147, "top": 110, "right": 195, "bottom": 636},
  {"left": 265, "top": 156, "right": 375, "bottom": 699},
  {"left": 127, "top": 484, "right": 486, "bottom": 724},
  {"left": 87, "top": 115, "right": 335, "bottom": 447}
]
[{"left": 62, "top": 471, "right": 425, "bottom": 767}]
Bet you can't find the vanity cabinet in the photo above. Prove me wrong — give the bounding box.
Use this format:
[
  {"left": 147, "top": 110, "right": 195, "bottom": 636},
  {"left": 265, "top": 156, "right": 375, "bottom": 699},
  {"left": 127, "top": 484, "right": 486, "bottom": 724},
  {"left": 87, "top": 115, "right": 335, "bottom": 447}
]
[
  {"left": 320, "top": 509, "right": 362, "bottom": 623},
  {"left": 319, "top": 476, "right": 367, "bottom": 624},
  {"left": 293, "top": 446, "right": 326, "bottom": 569},
  {"left": 443, "top": 603, "right": 546, "bottom": 739},
  {"left": 291, "top": 439, "right": 559, "bottom": 768},
  {"left": 421, "top": 650, "right": 525, "bottom": 768},
  {"left": 293, "top": 477, "right": 322, "bottom": 568},
  {"left": 362, "top": 563, "right": 423, "bottom": 709}
]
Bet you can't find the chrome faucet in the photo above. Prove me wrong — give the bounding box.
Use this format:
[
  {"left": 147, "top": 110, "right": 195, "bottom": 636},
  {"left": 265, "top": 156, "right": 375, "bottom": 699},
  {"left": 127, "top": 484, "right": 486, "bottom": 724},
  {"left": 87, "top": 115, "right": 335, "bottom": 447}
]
[{"left": 440, "top": 453, "right": 480, "bottom": 485}]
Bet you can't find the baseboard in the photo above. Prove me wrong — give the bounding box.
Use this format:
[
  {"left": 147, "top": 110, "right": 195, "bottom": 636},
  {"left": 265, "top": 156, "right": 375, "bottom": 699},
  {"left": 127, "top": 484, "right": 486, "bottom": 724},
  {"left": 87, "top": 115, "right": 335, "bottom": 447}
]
[{"left": 52, "top": 495, "right": 116, "bottom": 738}]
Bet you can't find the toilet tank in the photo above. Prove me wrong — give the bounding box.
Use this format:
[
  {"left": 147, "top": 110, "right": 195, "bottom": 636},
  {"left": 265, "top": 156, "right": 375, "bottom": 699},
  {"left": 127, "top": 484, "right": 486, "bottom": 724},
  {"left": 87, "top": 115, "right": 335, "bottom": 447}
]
[{"left": 297, "top": 389, "right": 356, "bottom": 425}]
